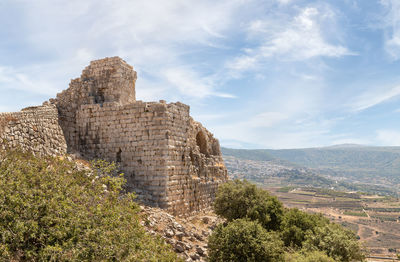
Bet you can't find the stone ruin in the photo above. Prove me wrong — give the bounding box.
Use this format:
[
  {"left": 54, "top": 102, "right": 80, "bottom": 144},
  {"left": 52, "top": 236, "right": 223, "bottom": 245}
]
[{"left": 0, "top": 57, "right": 228, "bottom": 215}]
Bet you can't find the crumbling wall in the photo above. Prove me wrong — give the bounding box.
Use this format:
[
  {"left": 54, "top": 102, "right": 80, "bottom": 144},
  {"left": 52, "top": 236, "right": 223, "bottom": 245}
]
[
  {"left": 164, "top": 104, "right": 228, "bottom": 214},
  {"left": 56, "top": 57, "right": 228, "bottom": 214},
  {"left": 54, "top": 57, "right": 137, "bottom": 152},
  {"left": 0, "top": 104, "right": 67, "bottom": 156},
  {"left": 72, "top": 97, "right": 228, "bottom": 213},
  {"left": 0, "top": 56, "right": 228, "bottom": 215},
  {"left": 74, "top": 101, "right": 173, "bottom": 208}
]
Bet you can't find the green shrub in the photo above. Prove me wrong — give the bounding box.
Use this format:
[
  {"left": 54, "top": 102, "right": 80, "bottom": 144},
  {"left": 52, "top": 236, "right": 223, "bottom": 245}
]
[
  {"left": 208, "top": 219, "right": 284, "bottom": 262},
  {"left": 213, "top": 179, "right": 283, "bottom": 230},
  {"left": 343, "top": 211, "right": 368, "bottom": 217},
  {"left": 0, "top": 151, "right": 179, "bottom": 261},
  {"left": 211, "top": 179, "right": 366, "bottom": 262},
  {"left": 303, "top": 223, "right": 366, "bottom": 262},
  {"left": 281, "top": 208, "right": 328, "bottom": 248},
  {"left": 284, "top": 250, "right": 335, "bottom": 262}
]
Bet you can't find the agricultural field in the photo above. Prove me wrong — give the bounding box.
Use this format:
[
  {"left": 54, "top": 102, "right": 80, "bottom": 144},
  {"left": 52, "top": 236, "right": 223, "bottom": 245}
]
[{"left": 267, "top": 187, "right": 400, "bottom": 260}]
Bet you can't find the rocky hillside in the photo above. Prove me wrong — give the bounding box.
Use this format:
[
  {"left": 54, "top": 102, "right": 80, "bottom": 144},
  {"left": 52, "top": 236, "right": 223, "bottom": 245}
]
[{"left": 140, "top": 206, "right": 223, "bottom": 262}]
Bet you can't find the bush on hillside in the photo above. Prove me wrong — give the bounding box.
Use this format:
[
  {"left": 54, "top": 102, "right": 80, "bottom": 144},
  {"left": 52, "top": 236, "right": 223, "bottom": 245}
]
[
  {"left": 280, "top": 208, "right": 329, "bottom": 248},
  {"left": 210, "top": 179, "right": 366, "bottom": 262},
  {"left": 284, "top": 250, "right": 335, "bottom": 262},
  {"left": 303, "top": 222, "right": 365, "bottom": 262},
  {"left": 208, "top": 219, "right": 284, "bottom": 262},
  {"left": 213, "top": 179, "right": 283, "bottom": 230},
  {"left": 0, "top": 151, "right": 179, "bottom": 261}
]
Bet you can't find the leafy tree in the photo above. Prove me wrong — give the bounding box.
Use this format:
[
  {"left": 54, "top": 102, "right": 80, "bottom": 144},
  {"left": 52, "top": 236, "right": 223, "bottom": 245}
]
[
  {"left": 284, "top": 250, "right": 335, "bottom": 262},
  {"left": 281, "top": 208, "right": 328, "bottom": 248},
  {"left": 211, "top": 179, "right": 366, "bottom": 262},
  {"left": 0, "top": 150, "right": 179, "bottom": 261},
  {"left": 303, "top": 223, "right": 366, "bottom": 262},
  {"left": 213, "top": 179, "right": 283, "bottom": 230},
  {"left": 208, "top": 219, "right": 284, "bottom": 262}
]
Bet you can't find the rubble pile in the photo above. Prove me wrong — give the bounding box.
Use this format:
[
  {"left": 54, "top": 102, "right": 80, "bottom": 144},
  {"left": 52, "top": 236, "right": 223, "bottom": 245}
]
[{"left": 140, "top": 205, "right": 224, "bottom": 261}]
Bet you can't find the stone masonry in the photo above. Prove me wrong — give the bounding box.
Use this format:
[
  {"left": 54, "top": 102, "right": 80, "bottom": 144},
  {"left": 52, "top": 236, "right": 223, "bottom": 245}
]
[
  {"left": 0, "top": 57, "right": 228, "bottom": 215},
  {"left": 0, "top": 104, "right": 67, "bottom": 156}
]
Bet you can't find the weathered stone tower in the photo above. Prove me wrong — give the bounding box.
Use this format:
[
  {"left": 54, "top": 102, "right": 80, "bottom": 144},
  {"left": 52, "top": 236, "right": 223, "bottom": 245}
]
[{"left": 0, "top": 57, "right": 228, "bottom": 214}]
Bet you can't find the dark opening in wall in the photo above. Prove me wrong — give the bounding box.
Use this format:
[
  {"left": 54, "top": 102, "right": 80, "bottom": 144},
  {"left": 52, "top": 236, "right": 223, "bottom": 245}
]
[
  {"left": 196, "top": 131, "right": 208, "bottom": 155},
  {"left": 116, "top": 148, "right": 122, "bottom": 163},
  {"left": 189, "top": 150, "right": 195, "bottom": 164},
  {"left": 94, "top": 88, "right": 105, "bottom": 104}
]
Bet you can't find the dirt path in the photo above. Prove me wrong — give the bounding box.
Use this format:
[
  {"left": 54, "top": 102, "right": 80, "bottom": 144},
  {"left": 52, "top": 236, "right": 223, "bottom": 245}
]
[{"left": 363, "top": 208, "right": 371, "bottom": 218}]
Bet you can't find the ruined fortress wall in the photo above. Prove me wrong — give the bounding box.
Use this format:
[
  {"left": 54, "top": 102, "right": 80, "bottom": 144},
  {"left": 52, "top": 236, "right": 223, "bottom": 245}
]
[
  {"left": 0, "top": 56, "right": 228, "bottom": 215},
  {"left": 74, "top": 101, "right": 173, "bottom": 208},
  {"left": 74, "top": 99, "right": 228, "bottom": 213},
  {"left": 164, "top": 104, "right": 228, "bottom": 214},
  {"left": 54, "top": 57, "right": 228, "bottom": 214},
  {"left": 54, "top": 57, "right": 137, "bottom": 152},
  {"left": 0, "top": 104, "right": 67, "bottom": 156}
]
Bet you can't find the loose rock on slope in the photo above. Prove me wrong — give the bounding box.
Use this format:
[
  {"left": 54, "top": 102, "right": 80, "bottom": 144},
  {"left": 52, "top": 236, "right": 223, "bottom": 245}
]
[{"left": 139, "top": 205, "right": 224, "bottom": 261}]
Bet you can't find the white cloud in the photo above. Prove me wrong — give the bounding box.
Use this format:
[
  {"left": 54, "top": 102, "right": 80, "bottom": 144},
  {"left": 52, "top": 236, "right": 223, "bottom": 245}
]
[
  {"left": 193, "top": 114, "right": 227, "bottom": 123},
  {"left": 247, "top": 112, "right": 289, "bottom": 127},
  {"left": 376, "top": 129, "right": 400, "bottom": 146},
  {"left": 349, "top": 85, "right": 400, "bottom": 112},
  {"left": 380, "top": 0, "right": 400, "bottom": 60},
  {"left": 277, "top": 0, "right": 294, "bottom": 5},
  {"left": 23, "top": 0, "right": 239, "bottom": 50},
  {"left": 227, "top": 6, "right": 353, "bottom": 72},
  {"left": 227, "top": 56, "right": 258, "bottom": 72},
  {"left": 0, "top": 66, "right": 59, "bottom": 96},
  {"left": 215, "top": 120, "right": 332, "bottom": 149},
  {"left": 162, "top": 67, "right": 213, "bottom": 98},
  {"left": 162, "top": 67, "right": 235, "bottom": 99},
  {"left": 0, "top": 0, "right": 384, "bottom": 149},
  {"left": 1, "top": 0, "right": 243, "bottom": 102},
  {"left": 212, "top": 109, "right": 344, "bottom": 149}
]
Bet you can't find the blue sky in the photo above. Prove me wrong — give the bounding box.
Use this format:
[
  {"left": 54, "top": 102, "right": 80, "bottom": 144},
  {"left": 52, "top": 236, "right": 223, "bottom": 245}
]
[{"left": 1, "top": 0, "right": 400, "bottom": 149}]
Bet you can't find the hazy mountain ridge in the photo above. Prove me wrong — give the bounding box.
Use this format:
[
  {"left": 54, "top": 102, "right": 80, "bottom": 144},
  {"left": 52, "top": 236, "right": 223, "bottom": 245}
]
[
  {"left": 222, "top": 146, "right": 400, "bottom": 195},
  {"left": 224, "top": 155, "right": 336, "bottom": 187}
]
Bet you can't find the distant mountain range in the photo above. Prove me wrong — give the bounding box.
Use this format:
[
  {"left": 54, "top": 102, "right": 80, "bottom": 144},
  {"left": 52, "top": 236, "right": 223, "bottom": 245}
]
[{"left": 221, "top": 145, "right": 400, "bottom": 195}]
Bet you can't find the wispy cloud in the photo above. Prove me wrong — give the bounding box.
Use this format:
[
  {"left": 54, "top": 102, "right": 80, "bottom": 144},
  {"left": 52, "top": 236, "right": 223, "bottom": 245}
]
[
  {"left": 277, "top": 0, "right": 295, "bottom": 5},
  {"left": 193, "top": 113, "right": 228, "bottom": 123},
  {"left": 376, "top": 129, "right": 400, "bottom": 146},
  {"left": 213, "top": 109, "right": 345, "bottom": 149},
  {"left": 2, "top": 0, "right": 399, "bottom": 149},
  {"left": 1, "top": 0, "right": 242, "bottom": 102},
  {"left": 0, "top": 66, "right": 59, "bottom": 95},
  {"left": 227, "top": 6, "right": 354, "bottom": 72},
  {"left": 349, "top": 85, "right": 400, "bottom": 112},
  {"left": 380, "top": 0, "right": 400, "bottom": 60},
  {"left": 246, "top": 112, "right": 289, "bottom": 127},
  {"left": 162, "top": 67, "right": 235, "bottom": 99}
]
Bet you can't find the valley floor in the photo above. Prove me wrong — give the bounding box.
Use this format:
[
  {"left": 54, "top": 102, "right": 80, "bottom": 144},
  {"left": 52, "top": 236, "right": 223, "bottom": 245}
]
[{"left": 267, "top": 187, "right": 400, "bottom": 260}]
